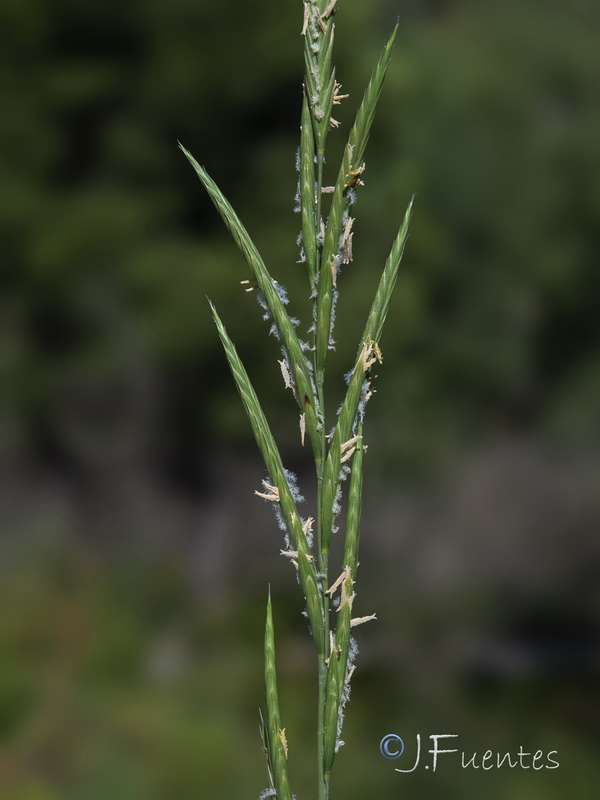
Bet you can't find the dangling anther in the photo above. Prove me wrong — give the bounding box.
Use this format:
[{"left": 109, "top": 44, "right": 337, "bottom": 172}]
[
  {"left": 279, "top": 728, "right": 289, "bottom": 759},
  {"left": 346, "top": 162, "right": 366, "bottom": 189},
  {"left": 301, "top": 2, "right": 309, "bottom": 35},
  {"left": 333, "top": 80, "right": 349, "bottom": 105},
  {"left": 372, "top": 341, "right": 383, "bottom": 364},
  {"left": 255, "top": 480, "right": 280, "bottom": 502},
  {"left": 327, "top": 565, "right": 351, "bottom": 597},
  {"left": 278, "top": 358, "right": 295, "bottom": 392},
  {"left": 342, "top": 217, "right": 354, "bottom": 264},
  {"left": 322, "top": 0, "right": 339, "bottom": 20},
  {"left": 340, "top": 435, "right": 362, "bottom": 463},
  {"left": 331, "top": 254, "right": 339, "bottom": 288},
  {"left": 360, "top": 340, "right": 382, "bottom": 372},
  {"left": 281, "top": 550, "right": 299, "bottom": 571},
  {"left": 339, "top": 572, "right": 356, "bottom": 611},
  {"left": 351, "top": 613, "right": 377, "bottom": 627}
]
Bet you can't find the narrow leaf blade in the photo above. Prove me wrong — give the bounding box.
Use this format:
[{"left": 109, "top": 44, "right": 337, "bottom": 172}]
[
  {"left": 210, "top": 302, "right": 326, "bottom": 654},
  {"left": 348, "top": 25, "right": 398, "bottom": 171},
  {"left": 181, "top": 144, "right": 322, "bottom": 460},
  {"left": 360, "top": 194, "right": 415, "bottom": 345}
]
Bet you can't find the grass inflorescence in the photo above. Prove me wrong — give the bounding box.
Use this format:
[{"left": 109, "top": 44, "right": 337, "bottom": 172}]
[{"left": 181, "top": 3, "right": 413, "bottom": 797}]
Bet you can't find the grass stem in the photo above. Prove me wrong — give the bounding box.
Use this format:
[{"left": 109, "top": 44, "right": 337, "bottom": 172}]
[{"left": 182, "top": 4, "right": 412, "bottom": 796}]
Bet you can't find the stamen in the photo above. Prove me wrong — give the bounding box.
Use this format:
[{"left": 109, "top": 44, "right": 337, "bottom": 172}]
[
  {"left": 279, "top": 728, "right": 288, "bottom": 759},
  {"left": 278, "top": 359, "right": 295, "bottom": 391},
  {"left": 341, "top": 435, "right": 361, "bottom": 453},
  {"left": 255, "top": 480, "right": 280, "bottom": 502},
  {"left": 346, "top": 162, "right": 366, "bottom": 189},
  {"left": 351, "top": 613, "right": 377, "bottom": 627},
  {"left": 342, "top": 217, "right": 354, "bottom": 264},
  {"left": 340, "top": 445, "right": 356, "bottom": 464},
  {"left": 360, "top": 341, "right": 381, "bottom": 371},
  {"left": 327, "top": 565, "right": 351, "bottom": 596},
  {"left": 322, "top": 0, "right": 339, "bottom": 20},
  {"left": 333, "top": 80, "right": 349, "bottom": 105},
  {"left": 301, "top": 2, "right": 309, "bottom": 35},
  {"left": 330, "top": 255, "right": 338, "bottom": 288}
]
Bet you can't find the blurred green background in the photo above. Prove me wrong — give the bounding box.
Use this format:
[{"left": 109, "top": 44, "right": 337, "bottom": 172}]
[{"left": 1, "top": 0, "right": 599, "bottom": 797}]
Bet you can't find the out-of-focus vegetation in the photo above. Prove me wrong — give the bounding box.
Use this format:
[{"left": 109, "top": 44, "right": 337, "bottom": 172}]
[{"left": 1, "top": 1, "right": 598, "bottom": 798}]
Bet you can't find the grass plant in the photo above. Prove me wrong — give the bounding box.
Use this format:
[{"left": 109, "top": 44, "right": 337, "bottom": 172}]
[{"left": 181, "top": 3, "right": 413, "bottom": 797}]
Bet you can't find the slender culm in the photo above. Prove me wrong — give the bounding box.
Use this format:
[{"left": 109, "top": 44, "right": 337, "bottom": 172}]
[{"left": 181, "top": 3, "right": 413, "bottom": 797}]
